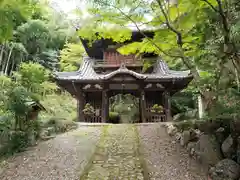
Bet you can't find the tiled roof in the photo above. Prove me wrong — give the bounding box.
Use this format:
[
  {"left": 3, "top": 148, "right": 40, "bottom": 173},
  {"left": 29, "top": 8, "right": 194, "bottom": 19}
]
[
  {"left": 54, "top": 56, "right": 192, "bottom": 81},
  {"left": 54, "top": 57, "right": 100, "bottom": 80},
  {"left": 146, "top": 60, "right": 191, "bottom": 80}
]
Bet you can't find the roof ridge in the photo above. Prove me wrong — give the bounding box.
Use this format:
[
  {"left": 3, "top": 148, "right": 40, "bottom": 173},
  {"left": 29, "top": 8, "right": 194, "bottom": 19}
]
[
  {"left": 102, "top": 63, "right": 146, "bottom": 80},
  {"left": 79, "top": 56, "right": 99, "bottom": 78},
  {"left": 152, "top": 59, "right": 170, "bottom": 75}
]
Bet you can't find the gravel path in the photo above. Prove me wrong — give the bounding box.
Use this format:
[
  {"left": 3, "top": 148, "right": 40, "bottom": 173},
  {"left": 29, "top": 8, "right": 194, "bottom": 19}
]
[
  {"left": 137, "top": 123, "right": 208, "bottom": 180},
  {"left": 0, "top": 126, "right": 102, "bottom": 180},
  {"left": 0, "top": 123, "right": 208, "bottom": 180}
]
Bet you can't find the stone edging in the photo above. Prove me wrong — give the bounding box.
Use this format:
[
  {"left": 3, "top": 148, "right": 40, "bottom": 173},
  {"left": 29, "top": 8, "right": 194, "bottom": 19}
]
[
  {"left": 162, "top": 122, "right": 240, "bottom": 180},
  {"left": 134, "top": 125, "right": 150, "bottom": 180},
  {"left": 79, "top": 125, "right": 109, "bottom": 179},
  {"left": 161, "top": 123, "right": 210, "bottom": 179}
]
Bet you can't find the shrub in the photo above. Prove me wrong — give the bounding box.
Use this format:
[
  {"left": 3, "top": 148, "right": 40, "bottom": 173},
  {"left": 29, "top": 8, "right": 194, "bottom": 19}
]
[
  {"left": 83, "top": 103, "right": 95, "bottom": 116},
  {"left": 39, "top": 93, "right": 77, "bottom": 121},
  {"left": 13, "top": 62, "right": 50, "bottom": 94},
  {"left": 171, "top": 91, "right": 196, "bottom": 114},
  {"left": 0, "top": 62, "right": 77, "bottom": 158},
  {"left": 173, "top": 109, "right": 198, "bottom": 121},
  {"left": 8, "top": 131, "right": 29, "bottom": 152},
  {"left": 109, "top": 94, "right": 140, "bottom": 123},
  {"left": 174, "top": 120, "right": 195, "bottom": 131},
  {"left": 109, "top": 112, "right": 120, "bottom": 123},
  {"left": 0, "top": 131, "right": 29, "bottom": 156},
  {"left": 27, "top": 119, "right": 42, "bottom": 139},
  {"left": 43, "top": 117, "right": 77, "bottom": 134},
  {"left": 150, "top": 104, "right": 163, "bottom": 113}
]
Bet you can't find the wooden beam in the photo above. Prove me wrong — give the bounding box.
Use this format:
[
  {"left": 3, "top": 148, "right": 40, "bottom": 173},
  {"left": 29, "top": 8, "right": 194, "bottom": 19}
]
[
  {"left": 140, "top": 90, "right": 146, "bottom": 123},
  {"left": 164, "top": 91, "right": 172, "bottom": 121},
  {"left": 77, "top": 90, "right": 85, "bottom": 122},
  {"left": 101, "top": 89, "right": 109, "bottom": 123}
]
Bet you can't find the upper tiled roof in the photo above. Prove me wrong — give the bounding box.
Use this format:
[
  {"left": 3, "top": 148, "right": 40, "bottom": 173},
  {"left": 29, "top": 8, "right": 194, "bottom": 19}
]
[
  {"left": 80, "top": 31, "right": 155, "bottom": 59},
  {"left": 54, "top": 56, "right": 192, "bottom": 81}
]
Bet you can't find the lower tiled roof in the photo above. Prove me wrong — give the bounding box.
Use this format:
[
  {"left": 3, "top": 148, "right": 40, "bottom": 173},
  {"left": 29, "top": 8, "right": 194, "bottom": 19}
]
[{"left": 54, "top": 56, "right": 192, "bottom": 81}]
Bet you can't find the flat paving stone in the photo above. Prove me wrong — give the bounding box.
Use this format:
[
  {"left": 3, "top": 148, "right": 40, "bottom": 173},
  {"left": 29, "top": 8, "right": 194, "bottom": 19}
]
[
  {"left": 0, "top": 126, "right": 102, "bottom": 180},
  {"left": 81, "top": 124, "right": 145, "bottom": 180}
]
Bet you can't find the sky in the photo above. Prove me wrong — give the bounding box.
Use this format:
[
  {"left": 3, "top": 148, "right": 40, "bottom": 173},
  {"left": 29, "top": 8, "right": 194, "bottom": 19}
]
[
  {"left": 50, "top": 0, "right": 87, "bottom": 19},
  {"left": 49, "top": 0, "right": 151, "bottom": 30},
  {"left": 51, "top": 0, "right": 80, "bottom": 12}
]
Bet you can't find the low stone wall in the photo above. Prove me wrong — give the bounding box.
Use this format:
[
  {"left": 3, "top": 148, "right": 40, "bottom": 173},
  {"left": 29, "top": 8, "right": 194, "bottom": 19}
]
[{"left": 162, "top": 121, "right": 240, "bottom": 180}]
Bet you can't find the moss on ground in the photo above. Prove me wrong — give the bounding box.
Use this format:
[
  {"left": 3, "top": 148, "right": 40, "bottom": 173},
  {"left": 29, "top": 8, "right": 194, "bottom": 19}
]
[
  {"left": 134, "top": 125, "right": 150, "bottom": 180},
  {"left": 79, "top": 125, "right": 109, "bottom": 179}
]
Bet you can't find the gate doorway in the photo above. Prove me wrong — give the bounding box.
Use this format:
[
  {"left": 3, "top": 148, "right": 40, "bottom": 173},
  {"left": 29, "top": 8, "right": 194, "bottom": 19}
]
[{"left": 108, "top": 93, "right": 140, "bottom": 124}]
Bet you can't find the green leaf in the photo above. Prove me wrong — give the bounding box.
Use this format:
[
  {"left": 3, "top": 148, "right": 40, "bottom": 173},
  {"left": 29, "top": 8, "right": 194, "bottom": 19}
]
[{"left": 169, "top": 6, "right": 179, "bottom": 22}]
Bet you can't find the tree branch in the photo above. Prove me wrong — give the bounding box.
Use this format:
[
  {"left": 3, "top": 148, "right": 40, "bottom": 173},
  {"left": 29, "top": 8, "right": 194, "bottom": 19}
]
[
  {"left": 92, "top": 0, "right": 196, "bottom": 75},
  {"left": 129, "top": 1, "right": 142, "bottom": 13},
  {"left": 202, "top": 0, "right": 229, "bottom": 43},
  {"left": 216, "top": 0, "right": 230, "bottom": 36},
  {"left": 155, "top": 0, "right": 183, "bottom": 46},
  {"left": 201, "top": 0, "right": 219, "bottom": 12},
  {"left": 154, "top": 0, "right": 198, "bottom": 73},
  {"left": 94, "top": 0, "right": 182, "bottom": 58}
]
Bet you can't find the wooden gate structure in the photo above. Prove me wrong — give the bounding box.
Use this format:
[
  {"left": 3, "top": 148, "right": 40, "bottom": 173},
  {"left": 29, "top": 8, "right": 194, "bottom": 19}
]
[{"left": 54, "top": 31, "right": 193, "bottom": 123}]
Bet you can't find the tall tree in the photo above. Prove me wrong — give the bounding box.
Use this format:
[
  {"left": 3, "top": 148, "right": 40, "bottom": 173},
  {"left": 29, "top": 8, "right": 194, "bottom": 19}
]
[
  {"left": 78, "top": 0, "right": 240, "bottom": 116},
  {"left": 0, "top": 0, "right": 38, "bottom": 42}
]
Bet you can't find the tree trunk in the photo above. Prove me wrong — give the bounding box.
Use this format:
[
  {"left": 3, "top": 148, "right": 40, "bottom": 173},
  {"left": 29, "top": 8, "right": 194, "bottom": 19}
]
[
  {"left": 4, "top": 44, "right": 13, "bottom": 75},
  {"left": 235, "top": 68, "right": 240, "bottom": 91},
  {"left": 0, "top": 43, "right": 5, "bottom": 74},
  {"left": 9, "top": 56, "right": 15, "bottom": 75},
  {"left": 16, "top": 54, "right": 23, "bottom": 71},
  {"left": 198, "top": 95, "right": 204, "bottom": 119}
]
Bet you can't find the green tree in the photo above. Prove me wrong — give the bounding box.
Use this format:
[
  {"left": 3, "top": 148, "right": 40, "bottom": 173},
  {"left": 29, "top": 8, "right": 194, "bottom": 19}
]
[
  {"left": 81, "top": 0, "right": 240, "bottom": 117},
  {"left": 0, "top": 42, "right": 28, "bottom": 75},
  {"left": 13, "top": 62, "right": 50, "bottom": 95},
  {"left": 0, "top": 0, "right": 39, "bottom": 42},
  {"left": 59, "top": 43, "right": 85, "bottom": 71},
  {"left": 0, "top": 0, "right": 76, "bottom": 72}
]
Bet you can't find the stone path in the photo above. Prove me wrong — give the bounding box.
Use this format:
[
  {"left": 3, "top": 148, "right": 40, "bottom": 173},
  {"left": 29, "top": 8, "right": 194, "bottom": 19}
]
[
  {"left": 0, "top": 123, "right": 208, "bottom": 180},
  {"left": 80, "top": 124, "right": 145, "bottom": 179}
]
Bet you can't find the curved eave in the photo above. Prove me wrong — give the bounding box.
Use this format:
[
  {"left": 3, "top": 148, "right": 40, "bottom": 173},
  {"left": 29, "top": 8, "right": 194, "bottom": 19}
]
[
  {"left": 145, "top": 73, "right": 193, "bottom": 82},
  {"left": 54, "top": 77, "right": 102, "bottom": 83},
  {"left": 55, "top": 80, "right": 76, "bottom": 96},
  {"left": 170, "top": 75, "right": 193, "bottom": 94},
  {"left": 53, "top": 57, "right": 194, "bottom": 83},
  {"left": 54, "top": 74, "right": 193, "bottom": 83},
  {"left": 101, "top": 68, "right": 147, "bottom": 80}
]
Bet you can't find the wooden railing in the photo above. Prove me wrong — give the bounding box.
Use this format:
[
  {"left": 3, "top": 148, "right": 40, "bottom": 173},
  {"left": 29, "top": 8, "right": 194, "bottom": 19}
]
[
  {"left": 93, "top": 59, "right": 143, "bottom": 67},
  {"left": 146, "top": 113, "right": 166, "bottom": 122},
  {"left": 84, "top": 115, "right": 102, "bottom": 123},
  {"left": 83, "top": 114, "right": 166, "bottom": 123}
]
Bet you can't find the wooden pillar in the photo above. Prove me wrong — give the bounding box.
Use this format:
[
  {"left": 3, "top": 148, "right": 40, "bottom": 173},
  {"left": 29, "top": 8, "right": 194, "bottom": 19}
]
[
  {"left": 101, "top": 89, "right": 109, "bottom": 123},
  {"left": 140, "top": 90, "right": 146, "bottom": 123},
  {"left": 164, "top": 91, "right": 172, "bottom": 121},
  {"left": 77, "top": 90, "right": 85, "bottom": 122}
]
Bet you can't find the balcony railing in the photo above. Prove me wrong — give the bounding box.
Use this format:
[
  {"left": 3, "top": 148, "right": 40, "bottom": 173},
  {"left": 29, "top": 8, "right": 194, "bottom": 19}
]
[{"left": 93, "top": 58, "right": 143, "bottom": 68}]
